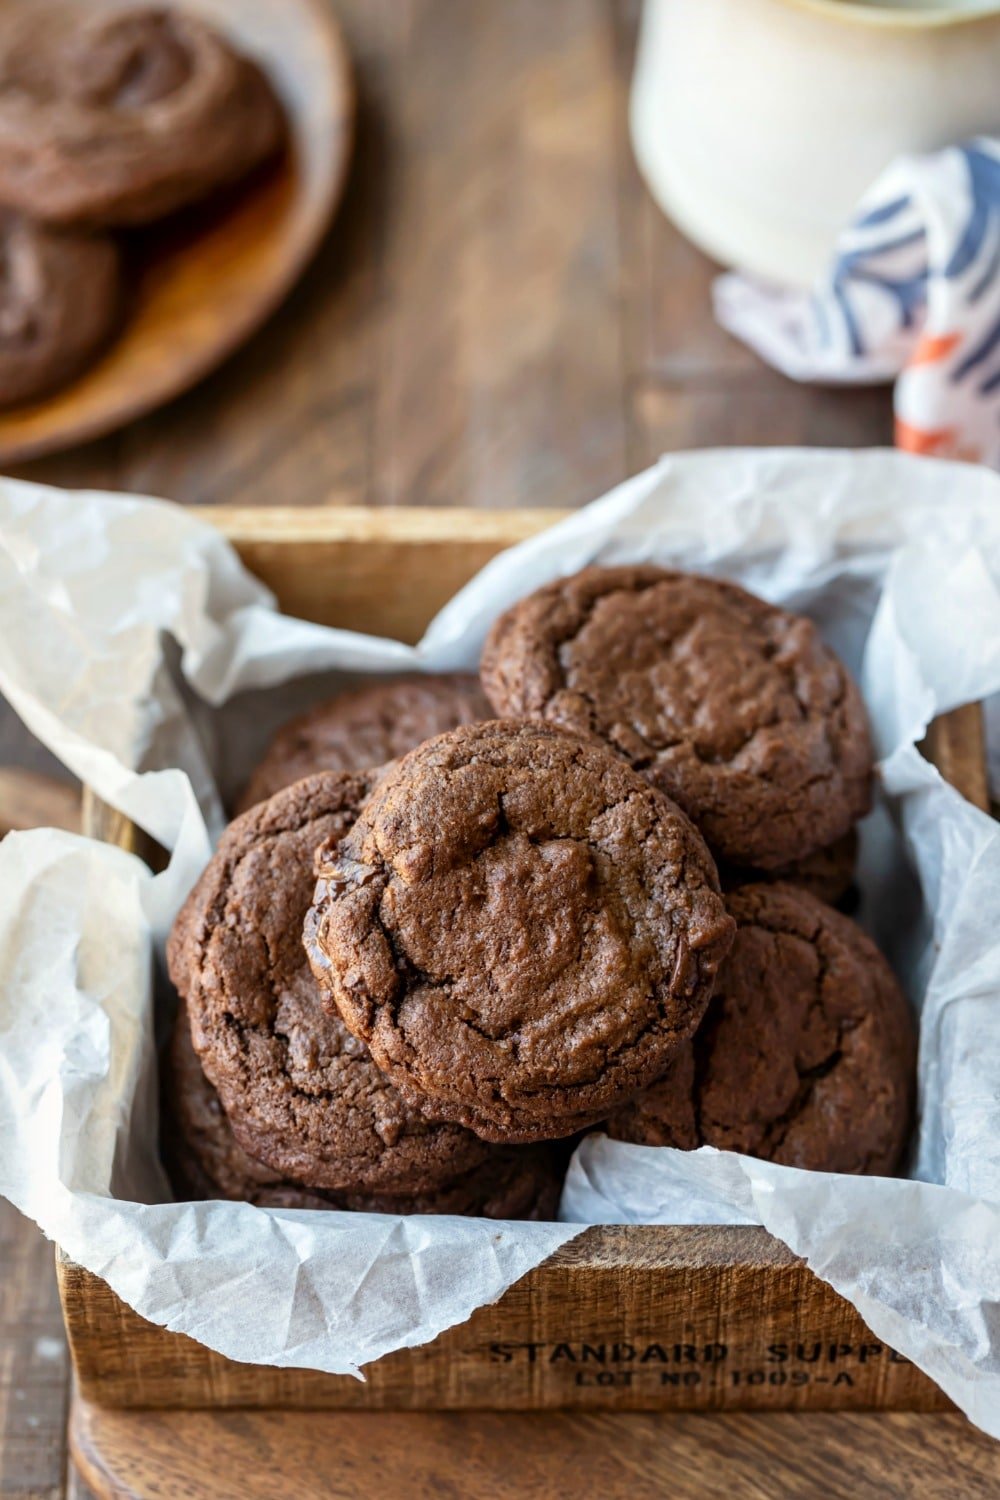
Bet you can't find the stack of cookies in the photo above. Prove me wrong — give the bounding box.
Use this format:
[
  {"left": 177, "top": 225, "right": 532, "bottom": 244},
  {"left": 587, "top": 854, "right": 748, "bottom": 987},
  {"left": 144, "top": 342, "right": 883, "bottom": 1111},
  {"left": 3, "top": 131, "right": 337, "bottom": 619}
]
[
  {"left": 165, "top": 566, "right": 916, "bottom": 1219},
  {"left": 0, "top": 4, "right": 284, "bottom": 405}
]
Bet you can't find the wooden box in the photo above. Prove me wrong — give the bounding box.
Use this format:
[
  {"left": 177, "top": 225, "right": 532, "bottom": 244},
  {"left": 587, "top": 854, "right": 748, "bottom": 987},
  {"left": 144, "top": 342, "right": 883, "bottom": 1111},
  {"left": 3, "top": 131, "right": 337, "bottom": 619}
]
[{"left": 61, "top": 505, "right": 991, "bottom": 1414}]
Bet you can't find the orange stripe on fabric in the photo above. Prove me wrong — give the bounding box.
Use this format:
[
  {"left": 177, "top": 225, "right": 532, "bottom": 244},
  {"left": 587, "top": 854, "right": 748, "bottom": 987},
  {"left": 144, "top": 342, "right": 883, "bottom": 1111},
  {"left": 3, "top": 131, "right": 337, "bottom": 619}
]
[
  {"left": 894, "top": 416, "right": 958, "bottom": 455},
  {"left": 908, "top": 332, "right": 962, "bottom": 367}
]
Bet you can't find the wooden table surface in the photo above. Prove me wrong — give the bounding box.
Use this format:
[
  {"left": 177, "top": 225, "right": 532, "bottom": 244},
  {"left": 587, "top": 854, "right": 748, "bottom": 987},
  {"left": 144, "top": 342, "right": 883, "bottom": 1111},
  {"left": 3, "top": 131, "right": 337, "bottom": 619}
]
[{"left": 0, "top": 1, "right": 995, "bottom": 1496}]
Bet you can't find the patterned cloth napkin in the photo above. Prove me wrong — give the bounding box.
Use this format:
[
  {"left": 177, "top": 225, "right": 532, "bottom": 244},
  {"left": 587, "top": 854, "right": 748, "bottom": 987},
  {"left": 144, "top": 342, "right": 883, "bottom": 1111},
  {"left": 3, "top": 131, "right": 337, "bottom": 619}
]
[{"left": 714, "top": 139, "right": 1000, "bottom": 469}]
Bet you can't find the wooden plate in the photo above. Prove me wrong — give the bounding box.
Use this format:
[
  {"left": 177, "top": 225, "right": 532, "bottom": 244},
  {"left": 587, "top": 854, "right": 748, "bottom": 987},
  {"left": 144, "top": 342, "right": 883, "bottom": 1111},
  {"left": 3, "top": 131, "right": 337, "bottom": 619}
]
[{"left": 0, "top": 0, "right": 353, "bottom": 464}]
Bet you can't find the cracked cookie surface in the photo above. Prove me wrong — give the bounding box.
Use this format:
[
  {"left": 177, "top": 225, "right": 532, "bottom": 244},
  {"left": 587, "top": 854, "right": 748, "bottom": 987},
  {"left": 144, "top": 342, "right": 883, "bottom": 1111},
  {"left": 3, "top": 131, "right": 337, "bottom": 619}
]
[
  {"left": 0, "top": 211, "right": 120, "bottom": 405},
  {"left": 162, "top": 1003, "right": 562, "bottom": 1219},
  {"left": 0, "top": 6, "right": 284, "bottom": 227},
  {"left": 306, "top": 720, "right": 735, "bottom": 1143},
  {"left": 480, "top": 566, "right": 872, "bottom": 870},
  {"left": 167, "top": 770, "right": 496, "bottom": 1195},
  {"left": 238, "top": 673, "right": 492, "bottom": 812},
  {"left": 607, "top": 882, "right": 915, "bottom": 1174},
  {"left": 719, "top": 828, "right": 858, "bottom": 908}
]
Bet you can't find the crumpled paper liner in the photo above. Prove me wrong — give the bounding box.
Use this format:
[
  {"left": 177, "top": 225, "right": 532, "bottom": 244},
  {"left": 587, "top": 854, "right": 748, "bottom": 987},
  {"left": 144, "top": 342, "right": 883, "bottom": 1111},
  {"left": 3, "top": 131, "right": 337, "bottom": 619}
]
[{"left": 1, "top": 451, "right": 1000, "bottom": 1425}]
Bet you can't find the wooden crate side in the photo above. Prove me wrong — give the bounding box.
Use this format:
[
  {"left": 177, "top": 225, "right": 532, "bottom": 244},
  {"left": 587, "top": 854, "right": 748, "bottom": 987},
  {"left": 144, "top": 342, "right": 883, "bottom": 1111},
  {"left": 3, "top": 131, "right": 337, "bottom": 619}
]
[
  {"left": 923, "top": 702, "right": 990, "bottom": 813},
  {"left": 57, "top": 1229, "right": 947, "bottom": 1412},
  {"left": 199, "top": 505, "right": 562, "bottom": 642}
]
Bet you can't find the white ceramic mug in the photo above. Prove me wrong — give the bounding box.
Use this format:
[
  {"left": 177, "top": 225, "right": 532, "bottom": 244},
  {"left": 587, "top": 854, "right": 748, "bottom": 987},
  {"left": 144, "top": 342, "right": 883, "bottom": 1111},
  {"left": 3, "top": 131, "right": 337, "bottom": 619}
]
[{"left": 630, "top": 0, "right": 1000, "bottom": 286}]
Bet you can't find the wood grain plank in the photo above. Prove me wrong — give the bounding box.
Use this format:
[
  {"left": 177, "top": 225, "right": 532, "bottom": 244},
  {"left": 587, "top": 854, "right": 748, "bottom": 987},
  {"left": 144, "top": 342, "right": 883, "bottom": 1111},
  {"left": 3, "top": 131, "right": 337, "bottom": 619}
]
[
  {"left": 630, "top": 380, "right": 894, "bottom": 467},
  {"left": 924, "top": 703, "right": 990, "bottom": 813},
  {"left": 6, "top": 436, "right": 123, "bottom": 499},
  {"left": 0, "top": 708, "right": 75, "bottom": 787},
  {"left": 58, "top": 1225, "right": 947, "bottom": 1412},
  {"left": 70, "top": 1399, "right": 1000, "bottom": 1500},
  {"left": 65, "top": 1469, "right": 98, "bottom": 1500},
  {"left": 0, "top": 1204, "right": 70, "bottom": 1500},
  {"left": 368, "top": 0, "right": 626, "bottom": 509}
]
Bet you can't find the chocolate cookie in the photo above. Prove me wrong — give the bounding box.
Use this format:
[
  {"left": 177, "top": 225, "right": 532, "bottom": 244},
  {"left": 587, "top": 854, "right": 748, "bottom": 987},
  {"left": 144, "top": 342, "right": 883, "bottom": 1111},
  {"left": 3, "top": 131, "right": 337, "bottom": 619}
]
[
  {"left": 719, "top": 829, "right": 858, "bottom": 907},
  {"left": 0, "top": 7, "right": 284, "bottom": 227},
  {"left": 480, "top": 566, "right": 873, "bottom": 870},
  {"left": 163, "top": 1006, "right": 562, "bottom": 1220},
  {"left": 237, "top": 674, "right": 492, "bottom": 813},
  {"left": 0, "top": 212, "right": 119, "bottom": 405},
  {"left": 306, "top": 720, "right": 735, "bottom": 1143},
  {"left": 167, "top": 770, "right": 497, "bottom": 1195},
  {"left": 607, "top": 883, "right": 915, "bottom": 1174}
]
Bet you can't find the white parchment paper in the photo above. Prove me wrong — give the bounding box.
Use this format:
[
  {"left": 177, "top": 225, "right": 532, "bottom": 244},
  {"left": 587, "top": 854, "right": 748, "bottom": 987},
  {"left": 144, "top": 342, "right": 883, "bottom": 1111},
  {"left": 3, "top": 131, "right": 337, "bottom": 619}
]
[{"left": 2, "top": 450, "right": 1000, "bottom": 1424}]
